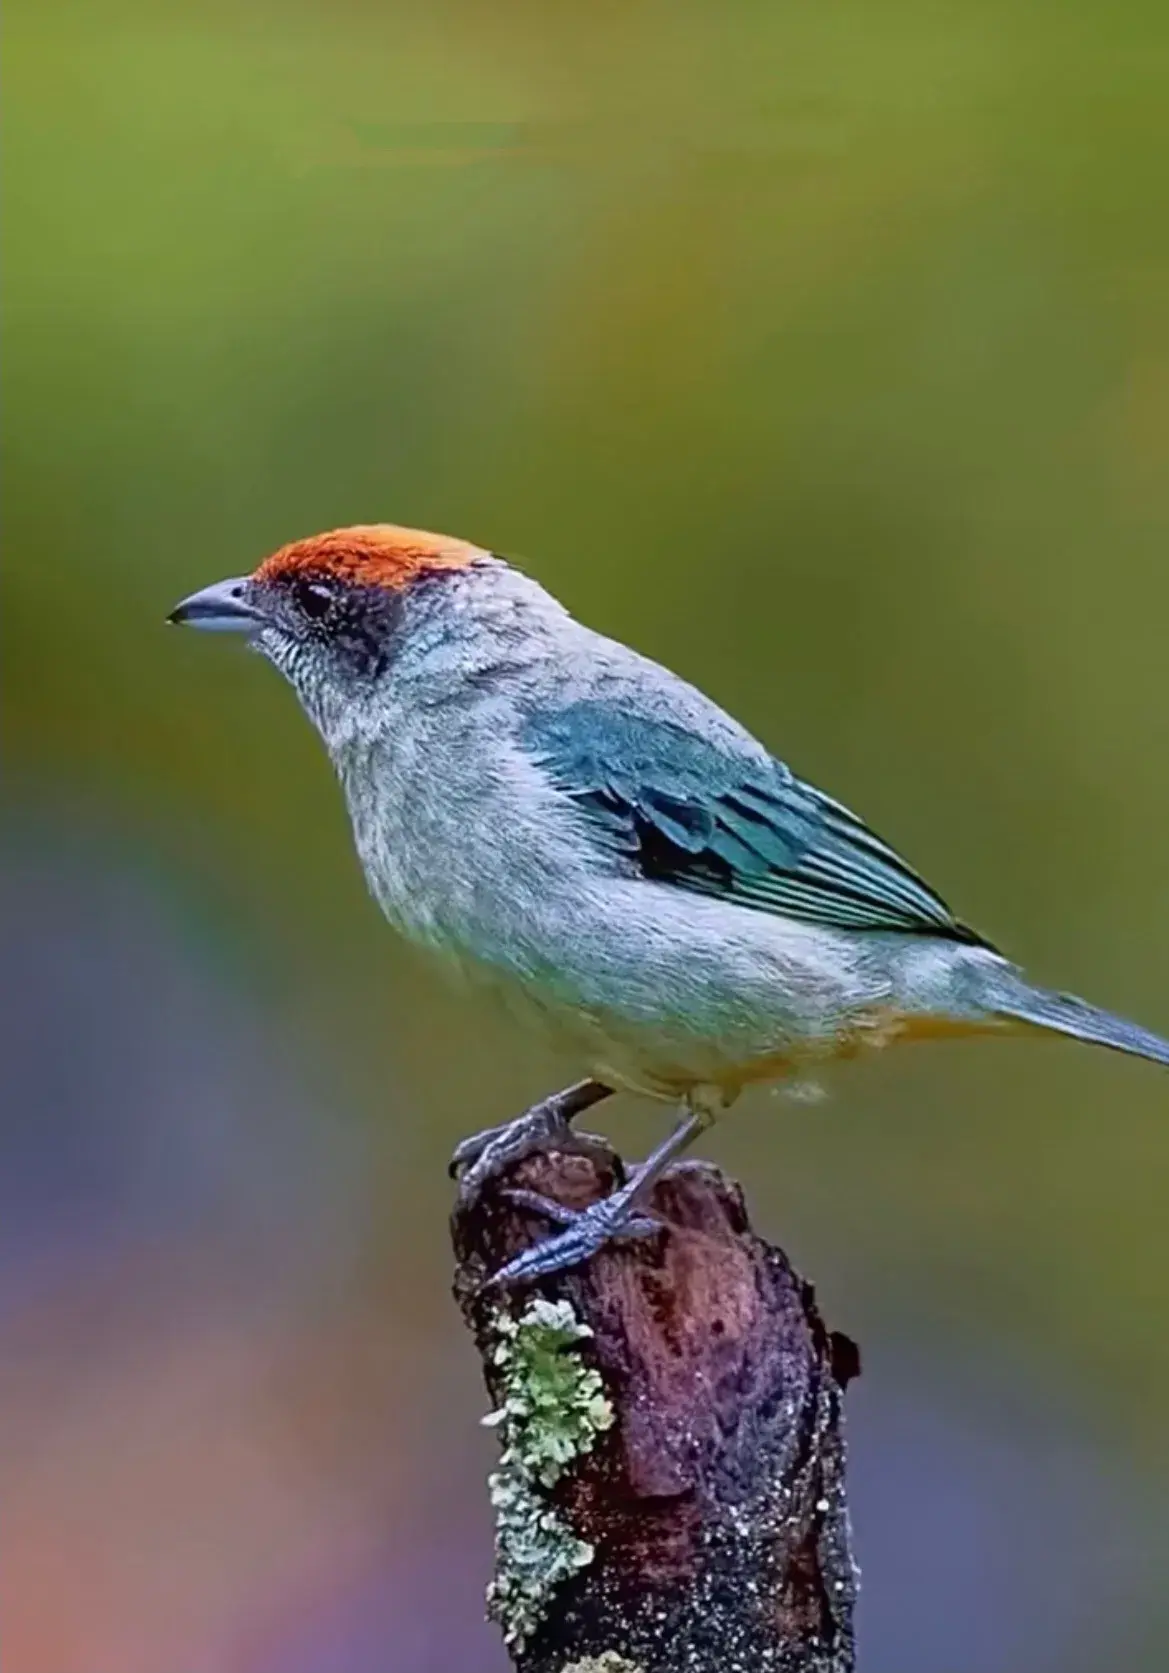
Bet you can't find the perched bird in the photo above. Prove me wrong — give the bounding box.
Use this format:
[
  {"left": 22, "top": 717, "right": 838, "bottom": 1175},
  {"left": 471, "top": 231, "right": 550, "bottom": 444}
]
[{"left": 171, "top": 524, "right": 1169, "bottom": 1282}]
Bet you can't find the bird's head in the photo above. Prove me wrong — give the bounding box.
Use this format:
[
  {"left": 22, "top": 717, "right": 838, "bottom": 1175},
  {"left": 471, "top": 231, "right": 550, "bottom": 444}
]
[{"left": 169, "top": 523, "right": 495, "bottom": 730}]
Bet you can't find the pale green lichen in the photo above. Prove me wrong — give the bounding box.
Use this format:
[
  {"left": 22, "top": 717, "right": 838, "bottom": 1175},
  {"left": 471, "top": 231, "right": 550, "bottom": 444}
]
[{"left": 482, "top": 1297, "right": 614, "bottom": 1649}]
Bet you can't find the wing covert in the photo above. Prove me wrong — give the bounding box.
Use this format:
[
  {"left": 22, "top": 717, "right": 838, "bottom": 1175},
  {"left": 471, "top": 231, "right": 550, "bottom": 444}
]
[{"left": 525, "top": 700, "right": 992, "bottom": 948}]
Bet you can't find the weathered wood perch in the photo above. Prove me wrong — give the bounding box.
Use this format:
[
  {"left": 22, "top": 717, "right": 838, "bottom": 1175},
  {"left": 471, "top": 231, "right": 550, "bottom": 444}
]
[{"left": 452, "top": 1141, "right": 861, "bottom": 1673}]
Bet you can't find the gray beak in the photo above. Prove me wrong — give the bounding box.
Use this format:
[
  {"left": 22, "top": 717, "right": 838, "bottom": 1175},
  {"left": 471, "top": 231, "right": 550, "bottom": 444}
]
[{"left": 168, "top": 576, "right": 263, "bottom": 633}]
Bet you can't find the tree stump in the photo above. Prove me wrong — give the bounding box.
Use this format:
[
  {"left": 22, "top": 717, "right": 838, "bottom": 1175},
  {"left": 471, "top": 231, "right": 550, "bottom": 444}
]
[{"left": 452, "top": 1141, "right": 860, "bottom": 1673}]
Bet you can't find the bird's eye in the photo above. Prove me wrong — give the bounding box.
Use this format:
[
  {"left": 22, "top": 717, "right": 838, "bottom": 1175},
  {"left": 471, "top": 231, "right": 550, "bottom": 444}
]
[{"left": 295, "top": 580, "right": 334, "bottom": 620}]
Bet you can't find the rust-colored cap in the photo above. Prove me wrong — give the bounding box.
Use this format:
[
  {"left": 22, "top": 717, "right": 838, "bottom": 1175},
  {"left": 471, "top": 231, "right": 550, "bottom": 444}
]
[{"left": 255, "top": 523, "right": 488, "bottom": 590}]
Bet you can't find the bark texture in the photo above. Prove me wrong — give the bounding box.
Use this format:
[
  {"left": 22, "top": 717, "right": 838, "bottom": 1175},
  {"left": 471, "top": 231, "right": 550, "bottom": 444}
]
[{"left": 452, "top": 1141, "right": 860, "bottom": 1673}]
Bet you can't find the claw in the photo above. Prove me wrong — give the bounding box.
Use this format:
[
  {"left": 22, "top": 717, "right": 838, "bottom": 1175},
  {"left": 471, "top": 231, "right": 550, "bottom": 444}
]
[
  {"left": 459, "top": 1129, "right": 610, "bottom": 1208},
  {"left": 449, "top": 1116, "right": 523, "bottom": 1179},
  {"left": 481, "top": 1101, "right": 711, "bottom": 1288},
  {"left": 500, "top": 1187, "right": 579, "bottom": 1227},
  {"left": 449, "top": 1127, "right": 499, "bottom": 1179},
  {"left": 487, "top": 1189, "right": 665, "bottom": 1288},
  {"left": 450, "top": 1081, "right": 615, "bottom": 1207}
]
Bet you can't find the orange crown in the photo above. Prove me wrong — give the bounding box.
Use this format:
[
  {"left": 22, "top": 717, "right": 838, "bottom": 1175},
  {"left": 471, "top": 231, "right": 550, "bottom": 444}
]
[{"left": 255, "top": 524, "right": 488, "bottom": 591}]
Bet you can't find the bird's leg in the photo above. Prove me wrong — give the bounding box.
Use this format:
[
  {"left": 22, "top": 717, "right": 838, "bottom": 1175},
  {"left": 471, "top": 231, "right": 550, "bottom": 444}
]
[
  {"left": 489, "top": 1103, "right": 713, "bottom": 1286},
  {"left": 451, "top": 1078, "right": 615, "bottom": 1205}
]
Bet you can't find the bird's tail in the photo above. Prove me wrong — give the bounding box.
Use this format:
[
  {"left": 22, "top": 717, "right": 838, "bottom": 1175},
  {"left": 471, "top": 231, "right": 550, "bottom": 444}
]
[{"left": 986, "top": 971, "right": 1169, "bottom": 1070}]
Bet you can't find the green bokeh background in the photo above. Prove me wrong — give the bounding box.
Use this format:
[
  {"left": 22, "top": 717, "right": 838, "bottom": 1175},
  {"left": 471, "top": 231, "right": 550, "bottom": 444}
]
[{"left": 6, "top": 3, "right": 1169, "bottom": 1668}]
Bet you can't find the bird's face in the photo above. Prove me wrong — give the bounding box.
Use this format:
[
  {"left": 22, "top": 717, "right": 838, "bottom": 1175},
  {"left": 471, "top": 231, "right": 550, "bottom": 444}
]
[{"left": 169, "top": 523, "right": 489, "bottom": 734}]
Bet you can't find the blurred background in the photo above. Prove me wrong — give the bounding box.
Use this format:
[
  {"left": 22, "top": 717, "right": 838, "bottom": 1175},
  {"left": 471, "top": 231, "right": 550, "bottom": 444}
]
[{"left": 6, "top": 2, "right": 1169, "bottom": 1668}]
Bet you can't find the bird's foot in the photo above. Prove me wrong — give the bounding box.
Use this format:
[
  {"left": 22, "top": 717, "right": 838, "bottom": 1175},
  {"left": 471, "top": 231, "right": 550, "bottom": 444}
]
[
  {"left": 450, "top": 1080, "right": 614, "bottom": 1207},
  {"left": 482, "top": 1103, "right": 710, "bottom": 1287},
  {"left": 487, "top": 1180, "right": 665, "bottom": 1287}
]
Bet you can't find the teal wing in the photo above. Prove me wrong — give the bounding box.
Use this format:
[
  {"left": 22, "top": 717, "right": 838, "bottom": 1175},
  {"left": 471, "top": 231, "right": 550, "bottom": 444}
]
[{"left": 525, "top": 699, "right": 993, "bottom": 948}]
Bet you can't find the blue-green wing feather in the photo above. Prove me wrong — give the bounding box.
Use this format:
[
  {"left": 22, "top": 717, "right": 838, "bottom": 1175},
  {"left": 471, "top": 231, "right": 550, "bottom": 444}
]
[{"left": 526, "top": 700, "right": 992, "bottom": 948}]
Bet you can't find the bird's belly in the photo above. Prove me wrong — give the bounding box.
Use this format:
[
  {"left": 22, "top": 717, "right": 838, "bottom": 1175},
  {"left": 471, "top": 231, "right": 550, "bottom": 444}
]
[
  {"left": 489, "top": 960, "right": 845, "bottom": 1103},
  {"left": 366, "top": 844, "right": 908, "bottom": 1099},
  {"left": 490, "top": 953, "right": 994, "bottom": 1105},
  {"left": 550, "top": 1004, "right": 993, "bottom": 1103}
]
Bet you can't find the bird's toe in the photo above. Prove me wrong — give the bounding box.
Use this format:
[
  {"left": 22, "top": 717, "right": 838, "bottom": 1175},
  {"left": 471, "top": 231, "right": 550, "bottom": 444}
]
[{"left": 487, "top": 1190, "right": 664, "bottom": 1287}]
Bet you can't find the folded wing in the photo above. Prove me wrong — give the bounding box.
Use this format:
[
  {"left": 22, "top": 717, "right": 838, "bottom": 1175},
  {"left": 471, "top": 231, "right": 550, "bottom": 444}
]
[{"left": 525, "top": 699, "right": 993, "bottom": 948}]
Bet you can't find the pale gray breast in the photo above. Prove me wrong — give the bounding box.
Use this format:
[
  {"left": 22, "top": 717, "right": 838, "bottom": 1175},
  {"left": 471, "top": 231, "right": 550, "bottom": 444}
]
[{"left": 336, "top": 686, "right": 606, "bottom": 968}]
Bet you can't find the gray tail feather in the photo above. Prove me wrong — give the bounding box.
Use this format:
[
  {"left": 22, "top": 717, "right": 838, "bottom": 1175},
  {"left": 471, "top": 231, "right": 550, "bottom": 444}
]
[{"left": 991, "top": 977, "right": 1169, "bottom": 1070}]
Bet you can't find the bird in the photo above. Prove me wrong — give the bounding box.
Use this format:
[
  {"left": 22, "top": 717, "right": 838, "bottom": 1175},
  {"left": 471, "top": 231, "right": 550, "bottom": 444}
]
[{"left": 170, "top": 523, "right": 1169, "bottom": 1284}]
